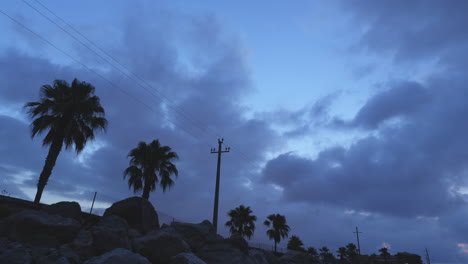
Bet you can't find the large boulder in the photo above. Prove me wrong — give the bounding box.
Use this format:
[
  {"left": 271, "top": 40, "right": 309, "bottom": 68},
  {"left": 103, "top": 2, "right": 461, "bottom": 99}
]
[
  {"left": 71, "top": 229, "right": 94, "bottom": 261},
  {"left": 170, "top": 220, "right": 217, "bottom": 252},
  {"left": 5, "top": 210, "right": 81, "bottom": 247},
  {"left": 91, "top": 215, "right": 131, "bottom": 254},
  {"left": 134, "top": 228, "right": 191, "bottom": 264},
  {"left": 83, "top": 248, "right": 151, "bottom": 264},
  {"left": 249, "top": 248, "right": 281, "bottom": 264},
  {"left": 0, "top": 238, "right": 32, "bottom": 264},
  {"left": 103, "top": 197, "right": 159, "bottom": 234},
  {"left": 44, "top": 201, "right": 82, "bottom": 221},
  {"left": 171, "top": 252, "right": 207, "bottom": 264},
  {"left": 197, "top": 238, "right": 256, "bottom": 264},
  {"left": 30, "top": 247, "right": 73, "bottom": 264}
]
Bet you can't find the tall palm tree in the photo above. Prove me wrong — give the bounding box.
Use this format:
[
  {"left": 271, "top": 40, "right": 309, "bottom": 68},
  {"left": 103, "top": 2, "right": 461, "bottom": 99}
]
[
  {"left": 124, "top": 139, "right": 178, "bottom": 200},
  {"left": 263, "top": 213, "right": 290, "bottom": 253},
  {"left": 225, "top": 205, "right": 257, "bottom": 239},
  {"left": 25, "top": 79, "right": 107, "bottom": 204}
]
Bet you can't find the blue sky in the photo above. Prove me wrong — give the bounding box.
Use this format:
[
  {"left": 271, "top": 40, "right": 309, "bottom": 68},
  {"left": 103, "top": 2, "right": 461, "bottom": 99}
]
[{"left": 1, "top": 0, "right": 468, "bottom": 263}]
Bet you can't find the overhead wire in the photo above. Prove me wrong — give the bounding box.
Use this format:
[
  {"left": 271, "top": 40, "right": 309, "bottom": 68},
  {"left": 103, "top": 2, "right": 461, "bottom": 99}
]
[{"left": 25, "top": 0, "right": 263, "bottom": 168}]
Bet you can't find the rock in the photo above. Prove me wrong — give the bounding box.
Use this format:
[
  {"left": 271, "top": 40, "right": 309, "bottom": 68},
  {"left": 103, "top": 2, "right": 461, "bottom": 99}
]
[
  {"left": 280, "top": 250, "right": 314, "bottom": 264},
  {"left": 249, "top": 248, "right": 281, "bottom": 264},
  {"left": 197, "top": 239, "right": 256, "bottom": 264},
  {"left": 44, "top": 201, "right": 82, "bottom": 221},
  {"left": 227, "top": 235, "right": 249, "bottom": 254},
  {"left": 83, "top": 248, "right": 151, "bottom": 264},
  {"left": 170, "top": 220, "right": 217, "bottom": 252},
  {"left": 0, "top": 239, "right": 32, "bottom": 264},
  {"left": 103, "top": 197, "right": 159, "bottom": 234},
  {"left": 72, "top": 229, "right": 94, "bottom": 261},
  {"left": 134, "top": 228, "right": 191, "bottom": 264},
  {"left": 91, "top": 215, "right": 131, "bottom": 255},
  {"left": 171, "top": 252, "right": 207, "bottom": 264},
  {"left": 30, "top": 247, "right": 72, "bottom": 264},
  {"left": 6, "top": 210, "right": 81, "bottom": 247}
]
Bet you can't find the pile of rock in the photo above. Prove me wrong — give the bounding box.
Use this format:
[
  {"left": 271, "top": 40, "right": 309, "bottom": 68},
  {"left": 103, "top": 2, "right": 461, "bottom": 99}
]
[{"left": 0, "top": 196, "right": 306, "bottom": 264}]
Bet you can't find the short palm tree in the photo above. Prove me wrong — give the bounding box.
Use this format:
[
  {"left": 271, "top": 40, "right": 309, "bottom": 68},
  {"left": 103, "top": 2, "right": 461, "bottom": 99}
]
[
  {"left": 225, "top": 205, "right": 257, "bottom": 239},
  {"left": 264, "top": 213, "right": 290, "bottom": 253},
  {"left": 337, "top": 247, "right": 347, "bottom": 263},
  {"left": 25, "top": 79, "right": 107, "bottom": 204},
  {"left": 379, "top": 247, "right": 390, "bottom": 263},
  {"left": 124, "top": 139, "right": 178, "bottom": 200},
  {"left": 287, "top": 235, "right": 305, "bottom": 252}
]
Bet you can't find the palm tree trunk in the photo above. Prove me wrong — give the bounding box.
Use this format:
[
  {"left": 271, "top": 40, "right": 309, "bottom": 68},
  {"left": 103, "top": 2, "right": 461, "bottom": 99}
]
[
  {"left": 142, "top": 183, "right": 150, "bottom": 200},
  {"left": 34, "top": 137, "right": 63, "bottom": 204},
  {"left": 274, "top": 241, "right": 277, "bottom": 253}
]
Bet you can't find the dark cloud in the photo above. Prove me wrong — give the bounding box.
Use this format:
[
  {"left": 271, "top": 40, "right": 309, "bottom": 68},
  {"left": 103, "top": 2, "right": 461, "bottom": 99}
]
[{"left": 351, "top": 81, "right": 431, "bottom": 129}]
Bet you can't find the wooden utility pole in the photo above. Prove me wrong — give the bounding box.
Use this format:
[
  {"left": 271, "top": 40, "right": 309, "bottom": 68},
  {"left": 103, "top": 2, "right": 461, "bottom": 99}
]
[
  {"left": 354, "top": 226, "right": 362, "bottom": 256},
  {"left": 211, "top": 138, "right": 230, "bottom": 234},
  {"left": 89, "top": 192, "right": 97, "bottom": 214}
]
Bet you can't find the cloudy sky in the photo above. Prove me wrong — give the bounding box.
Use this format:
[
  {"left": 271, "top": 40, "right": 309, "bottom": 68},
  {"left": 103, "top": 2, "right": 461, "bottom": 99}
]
[{"left": 1, "top": 0, "right": 468, "bottom": 262}]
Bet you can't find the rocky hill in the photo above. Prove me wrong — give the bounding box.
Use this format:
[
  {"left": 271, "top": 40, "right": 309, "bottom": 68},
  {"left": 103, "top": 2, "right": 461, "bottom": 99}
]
[{"left": 0, "top": 196, "right": 315, "bottom": 264}]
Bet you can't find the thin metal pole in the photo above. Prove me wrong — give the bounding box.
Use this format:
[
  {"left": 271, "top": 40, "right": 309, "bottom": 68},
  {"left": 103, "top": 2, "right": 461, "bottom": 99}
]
[{"left": 89, "top": 191, "right": 97, "bottom": 214}]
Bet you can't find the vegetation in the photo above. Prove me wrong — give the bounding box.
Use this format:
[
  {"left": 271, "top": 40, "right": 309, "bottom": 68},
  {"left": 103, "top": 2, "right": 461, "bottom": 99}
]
[
  {"left": 124, "top": 139, "right": 178, "bottom": 200},
  {"left": 337, "top": 247, "right": 347, "bottom": 263},
  {"left": 346, "top": 243, "right": 358, "bottom": 263},
  {"left": 264, "top": 213, "right": 290, "bottom": 253},
  {"left": 319, "top": 246, "right": 336, "bottom": 264},
  {"left": 25, "top": 79, "right": 107, "bottom": 204},
  {"left": 225, "top": 205, "right": 257, "bottom": 239},
  {"left": 286, "top": 235, "right": 305, "bottom": 252},
  {"left": 379, "top": 247, "right": 390, "bottom": 263}
]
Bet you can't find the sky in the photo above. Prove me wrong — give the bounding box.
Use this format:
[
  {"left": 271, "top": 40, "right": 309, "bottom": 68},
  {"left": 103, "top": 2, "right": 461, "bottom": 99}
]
[{"left": 1, "top": 0, "right": 468, "bottom": 262}]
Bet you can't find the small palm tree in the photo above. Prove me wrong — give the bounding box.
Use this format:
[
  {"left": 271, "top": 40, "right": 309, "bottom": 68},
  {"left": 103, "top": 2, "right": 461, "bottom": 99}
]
[
  {"left": 337, "top": 247, "right": 347, "bottom": 263},
  {"left": 307, "top": 247, "right": 320, "bottom": 262},
  {"left": 25, "top": 79, "right": 107, "bottom": 204},
  {"left": 264, "top": 213, "right": 290, "bottom": 253},
  {"left": 379, "top": 247, "right": 390, "bottom": 263},
  {"left": 346, "top": 243, "right": 358, "bottom": 263},
  {"left": 225, "top": 205, "right": 257, "bottom": 239},
  {"left": 287, "top": 235, "right": 305, "bottom": 252},
  {"left": 319, "top": 247, "right": 335, "bottom": 264},
  {"left": 124, "top": 139, "right": 178, "bottom": 200}
]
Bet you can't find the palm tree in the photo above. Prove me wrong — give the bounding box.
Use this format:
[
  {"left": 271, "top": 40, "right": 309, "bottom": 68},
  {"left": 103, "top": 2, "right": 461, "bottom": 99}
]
[
  {"left": 346, "top": 243, "right": 358, "bottom": 263},
  {"left": 225, "top": 205, "right": 257, "bottom": 239},
  {"left": 337, "top": 247, "right": 347, "bottom": 263},
  {"left": 319, "top": 246, "right": 335, "bottom": 264},
  {"left": 307, "top": 247, "right": 320, "bottom": 262},
  {"left": 379, "top": 247, "right": 390, "bottom": 263},
  {"left": 124, "top": 139, "right": 178, "bottom": 200},
  {"left": 287, "top": 235, "right": 305, "bottom": 252},
  {"left": 263, "top": 213, "right": 290, "bottom": 253},
  {"left": 25, "top": 79, "right": 107, "bottom": 204}
]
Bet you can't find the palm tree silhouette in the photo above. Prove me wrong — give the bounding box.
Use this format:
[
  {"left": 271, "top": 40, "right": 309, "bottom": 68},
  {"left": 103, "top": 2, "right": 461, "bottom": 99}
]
[
  {"left": 337, "top": 247, "right": 347, "bottom": 263},
  {"left": 379, "top": 247, "right": 390, "bottom": 263},
  {"left": 124, "top": 139, "right": 178, "bottom": 200},
  {"left": 287, "top": 235, "right": 305, "bottom": 251},
  {"left": 225, "top": 205, "right": 257, "bottom": 239},
  {"left": 264, "top": 213, "right": 290, "bottom": 253},
  {"left": 25, "top": 79, "right": 107, "bottom": 204}
]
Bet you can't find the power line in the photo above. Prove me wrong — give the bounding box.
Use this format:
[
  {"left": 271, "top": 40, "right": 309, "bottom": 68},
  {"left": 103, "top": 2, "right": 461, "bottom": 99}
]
[
  {"left": 22, "top": 0, "right": 261, "bottom": 167},
  {"left": 0, "top": 8, "right": 208, "bottom": 144}
]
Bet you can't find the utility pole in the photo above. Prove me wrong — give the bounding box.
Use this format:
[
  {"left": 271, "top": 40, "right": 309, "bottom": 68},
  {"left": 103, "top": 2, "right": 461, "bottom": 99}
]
[
  {"left": 425, "top": 248, "right": 431, "bottom": 264},
  {"left": 354, "top": 226, "right": 362, "bottom": 256},
  {"left": 89, "top": 192, "right": 97, "bottom": 214},
  {"left": 210, "top": 138, "right": 230, "bottom": 234}
]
